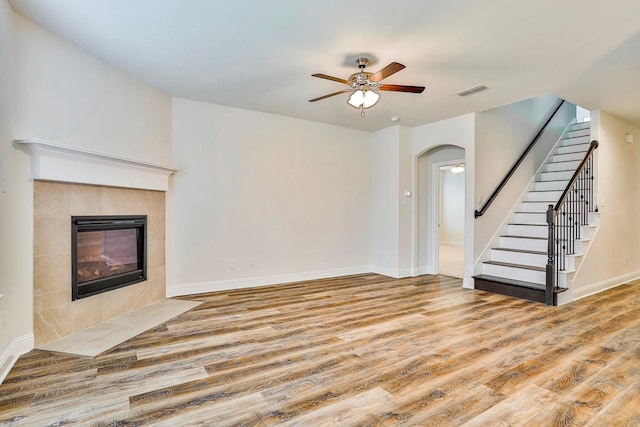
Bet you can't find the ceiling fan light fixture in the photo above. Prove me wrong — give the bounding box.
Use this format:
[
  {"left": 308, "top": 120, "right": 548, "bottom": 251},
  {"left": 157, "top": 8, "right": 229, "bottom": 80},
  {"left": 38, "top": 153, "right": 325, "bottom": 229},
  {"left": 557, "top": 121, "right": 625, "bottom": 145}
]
[{"left": 347, "top": 88, "right": 380, "bottom": 109}]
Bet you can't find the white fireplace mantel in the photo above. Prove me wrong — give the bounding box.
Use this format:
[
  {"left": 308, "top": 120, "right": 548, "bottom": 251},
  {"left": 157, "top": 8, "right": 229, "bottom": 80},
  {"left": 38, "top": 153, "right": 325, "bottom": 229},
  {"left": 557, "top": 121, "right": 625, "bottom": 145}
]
[{"left": 14, "top": 139, "right": 177, "bottom": 191}]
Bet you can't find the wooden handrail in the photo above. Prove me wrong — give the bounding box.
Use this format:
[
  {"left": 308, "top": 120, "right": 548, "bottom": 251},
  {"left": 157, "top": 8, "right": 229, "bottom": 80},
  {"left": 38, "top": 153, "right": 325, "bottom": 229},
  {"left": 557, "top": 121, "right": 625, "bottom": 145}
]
[{"left": 474, "top": 99, "right": 566, "bottom": 218}]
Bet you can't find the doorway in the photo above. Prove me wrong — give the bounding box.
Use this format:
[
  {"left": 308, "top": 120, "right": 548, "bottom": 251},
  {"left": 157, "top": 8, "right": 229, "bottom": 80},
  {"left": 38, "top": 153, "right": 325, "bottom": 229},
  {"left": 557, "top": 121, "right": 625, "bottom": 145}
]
[
  {"left": 415, "top": 145, "right": 465, "bottom": 278},
  {"left": 437, "top": 163, "right": 465, "bottom": 278}
]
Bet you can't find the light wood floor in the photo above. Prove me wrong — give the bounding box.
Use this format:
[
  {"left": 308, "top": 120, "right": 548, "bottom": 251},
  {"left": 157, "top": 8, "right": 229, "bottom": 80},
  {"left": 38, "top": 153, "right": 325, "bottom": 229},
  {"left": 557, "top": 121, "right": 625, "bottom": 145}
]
[{"left": 1, "top": 274, "right": 639, "bottom": 426}]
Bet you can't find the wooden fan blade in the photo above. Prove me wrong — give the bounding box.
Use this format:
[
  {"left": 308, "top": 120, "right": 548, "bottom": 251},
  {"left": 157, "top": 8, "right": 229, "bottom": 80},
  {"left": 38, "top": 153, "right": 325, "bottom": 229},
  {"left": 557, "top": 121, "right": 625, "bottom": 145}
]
[
  {"left": 312, "top": 73, "right": 349, "bottom": 84},
  {"left": 308, "top": 90, "right": 349, "bottom": 102},
  {"left": 379, "top": 84, "right": 425, "bottom": 93},
  {"left": 370, "top": 62, "right": 405, "bottom": 82}
]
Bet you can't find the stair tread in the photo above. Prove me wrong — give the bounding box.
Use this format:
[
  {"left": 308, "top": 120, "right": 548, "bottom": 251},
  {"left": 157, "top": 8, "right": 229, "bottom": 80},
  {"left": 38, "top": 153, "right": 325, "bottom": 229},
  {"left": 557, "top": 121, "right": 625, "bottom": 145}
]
[
  {"left": 492, "top": 248, "right": 546, "bottom": 255},
  {"left": 502, "top": 234, "right": 581, "bottom": 241},
  {"left": 546, "top": 159, "right": 580, "bottom": 165},
  {"left": 484, "top": 260, "right": 545, "bottom": 272},
  {"left": 501, "top": 235, "right": 547, "bottom": 240},
  {"left": 529, "top": 190, "right": 563, "bottom": 193},
  {"left": 509, "top": 223, "right": 546, "bottom": 226},
  {"left": 473, "top": 274, "right": 546, "bottom": 290},
  {"left": 561, "top": 135, "right": 590, "bottom": 140}
]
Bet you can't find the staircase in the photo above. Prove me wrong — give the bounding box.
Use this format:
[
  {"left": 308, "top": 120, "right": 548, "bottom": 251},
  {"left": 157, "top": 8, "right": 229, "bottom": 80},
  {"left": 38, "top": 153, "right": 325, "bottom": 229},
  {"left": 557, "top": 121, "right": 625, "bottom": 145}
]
[{"left": 474, "top": 121, "right": 597, "bottom": 304}]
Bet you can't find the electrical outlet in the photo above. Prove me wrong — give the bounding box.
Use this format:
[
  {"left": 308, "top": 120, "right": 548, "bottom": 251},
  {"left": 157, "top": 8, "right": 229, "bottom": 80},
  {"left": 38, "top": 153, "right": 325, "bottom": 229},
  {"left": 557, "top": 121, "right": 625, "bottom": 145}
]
[
  {"left": 249, "top": 259, "right": 255, "bottom": 268},
  {"left": 229, "top": 259, "right": 236, "bottom": 269},
  {"left": 1, "top": 176, "right": 6, "bottom": 193}
]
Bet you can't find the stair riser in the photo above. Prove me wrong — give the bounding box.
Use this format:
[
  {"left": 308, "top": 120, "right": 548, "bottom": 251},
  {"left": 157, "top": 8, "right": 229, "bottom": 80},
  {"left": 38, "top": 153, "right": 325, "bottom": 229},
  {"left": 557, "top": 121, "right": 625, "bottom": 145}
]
[
  {"left": 543, "top": 161, "right": 581, "bottom": 172},
  {"left": 525, "top": 191, "right": 563, "bottom": 202},
  {"left": 559, "top": 133, "right": 590, "bottom": 144},
  {"left": 518, "top": 202, "right": 554, "bottom": 213},
  {"left": 514, "top": 212, "right": 546, "bottom": 223},
  {"left": 490, "top": 251, "right": 577, "bottom": 271},
  {"left": 507, "top": 224, "right": 548, "bottom": 238},
  {"left": 500, "top": 236, "right": 548, "bottom": 252},
  {"left": 482, "top": 264, "right": 546, "bottom": 284},
  {"left": 533, "top": 180, "right": 568, "bottom": 191},
  {"left": 554, "top": 239, "right": 585, "bottom": 255},
  {"left": 555, "top": 225, "right": 594, "bottom": 241},
  {"left": 491, "top": 250, "right": 547, "bottom": 267},
  {"left": 549, "top": 152, "right": 585, "bottom": 163},
  {"left": 563, "top": 128, "right": 590, "bottom": 138},
  {"left": 539, "top": 170, "right": 574, "bottom": 181},
  {"left": 555, "top": 144, "right": 589, "bottom": 155}
]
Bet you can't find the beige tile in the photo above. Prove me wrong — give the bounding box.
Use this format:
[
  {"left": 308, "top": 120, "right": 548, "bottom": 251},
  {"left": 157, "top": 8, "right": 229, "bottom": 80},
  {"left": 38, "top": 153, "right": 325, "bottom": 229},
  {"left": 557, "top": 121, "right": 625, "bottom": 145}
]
[
  {"left": 34, "top": 253, "right": 71, "bottom": 296},
  {"left": 34, "top": 181, "right": 72, "bottom": 217},
  {"left": 100, "top": 286, "right": 130, "bottom": 321},
  {"left": 144, "top": 190, "right": 165, "bottom": 217},
  {"left": 102, "top": 187, "right": 146, "bottom": 215},
  {"left": 34, "top": 216, "right": 70, "bottom": 256},
  {"left": 34, "top": 304, "right": 72, "bottom": 346},
  {"left": 147, "top": 277, "right": 166, "bottom": 302},
  {"left": 147, "top": 215, "right": 165, "bottom": 242},
  {"left": 147, "top": 265, "right": 165, "bottom": 282},
  {"left": 66, "top": 337, "right": 122, "bottom": 357},
  {"left": 71, "top": 295, "right": 103, "bottom": 333},
  {"left": 147, "top": 240, "right": 165, "bottom": 268},
  {"left": 124, "top": 282, "right": 149, "bottom": 312},
  {"left": 70, "top": 183, "right": 104, "bottom": 215},
  {"left": 34, "top": 288, "right": 71, "bottom": 313}
]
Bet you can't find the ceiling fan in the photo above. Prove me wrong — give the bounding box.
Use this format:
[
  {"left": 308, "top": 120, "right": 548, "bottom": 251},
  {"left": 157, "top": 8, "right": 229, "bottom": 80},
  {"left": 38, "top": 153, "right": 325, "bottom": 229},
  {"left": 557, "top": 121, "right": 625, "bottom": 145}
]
[{"left": 309, "top": 58, "right": 425, "bottom": 117}]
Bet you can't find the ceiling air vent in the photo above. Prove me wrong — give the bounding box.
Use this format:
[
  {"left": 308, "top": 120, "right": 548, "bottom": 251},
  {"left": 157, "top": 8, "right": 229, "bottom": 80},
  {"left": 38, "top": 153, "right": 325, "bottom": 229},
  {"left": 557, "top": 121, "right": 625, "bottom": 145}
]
[{"left": 457, "top": 85, "right": 488, "bottom": 97}]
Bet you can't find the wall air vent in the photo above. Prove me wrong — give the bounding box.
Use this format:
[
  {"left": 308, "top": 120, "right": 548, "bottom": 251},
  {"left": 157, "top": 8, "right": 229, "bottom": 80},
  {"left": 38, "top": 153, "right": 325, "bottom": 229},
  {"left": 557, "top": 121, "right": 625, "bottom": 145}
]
[{"left": 457, "top": 85, "right": 488, "bottom": 97}]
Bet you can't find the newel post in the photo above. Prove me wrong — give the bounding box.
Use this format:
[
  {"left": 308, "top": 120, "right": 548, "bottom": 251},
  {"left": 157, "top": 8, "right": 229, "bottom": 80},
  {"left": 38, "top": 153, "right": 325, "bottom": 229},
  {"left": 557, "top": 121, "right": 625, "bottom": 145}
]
[{"left": 545, "top": 204, "right": 556, "bottom": 306}]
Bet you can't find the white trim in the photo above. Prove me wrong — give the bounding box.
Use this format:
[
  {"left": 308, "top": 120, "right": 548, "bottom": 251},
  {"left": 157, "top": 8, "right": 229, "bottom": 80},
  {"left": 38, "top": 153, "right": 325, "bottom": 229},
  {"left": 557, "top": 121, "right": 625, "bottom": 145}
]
[
  {"left": 572, "top": 270, "right": 640, "bottom": 300},
  {"left": 0, "top": 333, "right": 34, "bottom": 385},
  {"left": 14, "top": 139, "right": 177, "bottom": 191},
  {"left": 167, "top": 265, "right": 375, "bottom": 297}
]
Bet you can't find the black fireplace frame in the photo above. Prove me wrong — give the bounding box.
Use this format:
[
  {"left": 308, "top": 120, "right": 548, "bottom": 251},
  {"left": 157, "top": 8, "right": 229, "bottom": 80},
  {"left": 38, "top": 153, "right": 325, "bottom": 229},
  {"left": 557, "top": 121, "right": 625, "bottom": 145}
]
[{"left": 71, "top": 215, "right": 147, "bottom": 300}]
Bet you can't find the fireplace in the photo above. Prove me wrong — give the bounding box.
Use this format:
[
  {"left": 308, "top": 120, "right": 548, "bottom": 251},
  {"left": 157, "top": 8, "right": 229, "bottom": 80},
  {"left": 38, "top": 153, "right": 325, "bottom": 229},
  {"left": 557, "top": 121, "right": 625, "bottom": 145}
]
[{"left": 71, "top": 215, "right": 147, "bottom": 300}]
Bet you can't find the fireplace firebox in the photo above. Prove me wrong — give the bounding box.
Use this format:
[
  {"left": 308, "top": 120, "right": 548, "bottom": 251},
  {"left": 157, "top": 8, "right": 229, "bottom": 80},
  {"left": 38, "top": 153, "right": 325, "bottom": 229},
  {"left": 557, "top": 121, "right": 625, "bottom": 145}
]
[{"left": 71, "top": 215, "right": 147, "bottom": 300}]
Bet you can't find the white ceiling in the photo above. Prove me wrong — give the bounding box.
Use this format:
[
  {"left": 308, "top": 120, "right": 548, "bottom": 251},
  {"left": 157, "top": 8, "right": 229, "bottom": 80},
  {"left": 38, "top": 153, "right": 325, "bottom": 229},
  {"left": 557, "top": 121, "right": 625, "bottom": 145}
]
[{"left": 9, "top": 0, "right": 640, "bottom": 131}]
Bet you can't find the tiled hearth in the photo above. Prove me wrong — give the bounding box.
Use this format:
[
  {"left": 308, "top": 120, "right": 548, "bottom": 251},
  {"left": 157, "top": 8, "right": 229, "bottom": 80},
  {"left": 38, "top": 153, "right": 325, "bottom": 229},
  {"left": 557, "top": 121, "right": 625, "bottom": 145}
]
[{"left": 33, "top": 181, "right": 167, "bottom": 347}]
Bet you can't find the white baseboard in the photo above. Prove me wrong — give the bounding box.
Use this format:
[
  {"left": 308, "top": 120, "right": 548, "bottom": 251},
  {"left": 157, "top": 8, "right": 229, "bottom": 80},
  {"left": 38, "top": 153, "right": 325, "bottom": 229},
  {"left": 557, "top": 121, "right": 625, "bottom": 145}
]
[
  {"left": 572, "top": 270, "right": 640, "bottom": 301},
  {"left": 167, "top": 265, "right": 374, "bottom": 297},
  {"left": 369, "top": 266, "right": 414, "bottom": 279},
  {"left": 0, "top": 333, "right": 34, "bottom": 385}
]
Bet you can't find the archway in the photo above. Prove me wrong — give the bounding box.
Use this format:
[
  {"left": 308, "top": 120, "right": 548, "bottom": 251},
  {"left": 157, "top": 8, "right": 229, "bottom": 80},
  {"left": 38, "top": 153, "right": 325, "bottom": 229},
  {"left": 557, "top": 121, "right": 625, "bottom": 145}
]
[{"left": 415, "top": 145, "right": 466, "bottom": 277}]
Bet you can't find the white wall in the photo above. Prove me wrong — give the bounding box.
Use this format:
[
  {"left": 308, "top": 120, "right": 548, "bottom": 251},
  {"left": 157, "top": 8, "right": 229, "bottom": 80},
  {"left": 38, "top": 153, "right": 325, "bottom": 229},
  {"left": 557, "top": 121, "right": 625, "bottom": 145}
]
[
  {"left": 0, "top": 0, "right": 32, "bottom": 382},
  {"left": 0, "top": 4, "right": 172, "bottom": 383},
  {"left": 473, "top": 96, "right": 574, "bottom": 263},
  {"left": 168, "top": 98, "right": 373, "bottom": 295},
  {"left": 570, "top": 111, "right": 640, "bottom": 298},
  {"left": 412, "top": 114, "right": 475, "bottom": 287},
  {"left": 369, "top": 127, "right": 400, "bottom": 276},
  {"left": 368, "top": 125, "right": 414, "bottom": 278},
  {"left": 13, "top": 14, "right": 172, "bottom": 164}
]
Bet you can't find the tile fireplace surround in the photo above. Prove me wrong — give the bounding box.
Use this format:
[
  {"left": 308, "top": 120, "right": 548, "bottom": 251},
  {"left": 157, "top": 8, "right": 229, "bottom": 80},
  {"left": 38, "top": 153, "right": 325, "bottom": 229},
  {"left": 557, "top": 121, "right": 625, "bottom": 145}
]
[{"left": 33, "top": 181, "right": 166, "bottom": 347}]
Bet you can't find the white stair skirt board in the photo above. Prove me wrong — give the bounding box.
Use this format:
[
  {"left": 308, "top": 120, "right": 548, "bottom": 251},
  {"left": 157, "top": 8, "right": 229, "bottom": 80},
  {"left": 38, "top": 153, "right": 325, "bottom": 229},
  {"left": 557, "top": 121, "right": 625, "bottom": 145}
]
[{"left": 479, "top": 121, "right": 597, "bottom": 301}]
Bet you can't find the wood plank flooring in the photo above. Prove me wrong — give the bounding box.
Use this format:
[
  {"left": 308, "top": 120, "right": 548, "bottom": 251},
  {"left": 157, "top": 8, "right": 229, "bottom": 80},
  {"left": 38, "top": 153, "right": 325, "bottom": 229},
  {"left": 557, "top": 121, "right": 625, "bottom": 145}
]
[{"left": 1, "top": 274, "right": 639, "bottom": 426}]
